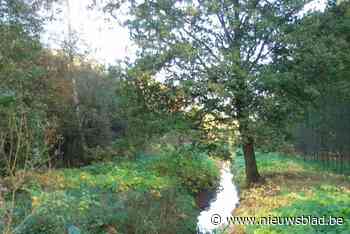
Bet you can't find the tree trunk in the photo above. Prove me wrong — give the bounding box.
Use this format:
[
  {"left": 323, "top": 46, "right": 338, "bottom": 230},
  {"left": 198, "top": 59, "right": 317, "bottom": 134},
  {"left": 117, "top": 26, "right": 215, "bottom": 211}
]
[
  {"left": 65, "top": 0, "right": 87, "bottom": 163},
  {"left": 236, "top": 100, "right": 260, "bottom": 184},
  {"left": 242, "top": 136, "right": 260, "bottom": 184},
  {"left": 236, "top": 102, "right": 261, "bottom": 184}
]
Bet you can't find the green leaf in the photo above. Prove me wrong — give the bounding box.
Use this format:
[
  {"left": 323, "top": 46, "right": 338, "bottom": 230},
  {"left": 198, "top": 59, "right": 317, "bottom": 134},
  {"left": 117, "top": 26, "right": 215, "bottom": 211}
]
[{"left": 0, "top": 93, "right": 16, "bottom": 106}]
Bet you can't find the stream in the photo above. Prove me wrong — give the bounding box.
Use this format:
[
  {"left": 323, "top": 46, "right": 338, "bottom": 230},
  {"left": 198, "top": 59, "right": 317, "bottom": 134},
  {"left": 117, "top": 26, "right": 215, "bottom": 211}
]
[{"left": 196, "top": 161, "right": 239, "bottom": 234}]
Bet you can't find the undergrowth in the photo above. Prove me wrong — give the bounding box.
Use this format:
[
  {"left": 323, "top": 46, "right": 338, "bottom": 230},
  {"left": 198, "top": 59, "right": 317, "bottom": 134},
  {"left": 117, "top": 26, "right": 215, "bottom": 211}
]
[{"left": 0, "top": 145, "right": 220, "bottom": 234}]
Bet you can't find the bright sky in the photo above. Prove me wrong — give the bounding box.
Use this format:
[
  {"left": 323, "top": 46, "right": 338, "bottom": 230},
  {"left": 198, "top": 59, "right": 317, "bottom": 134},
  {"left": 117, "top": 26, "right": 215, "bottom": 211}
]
[
  {"left": 41, "top": 0, "right": 136, "bottom": 65},
  {"left": 40, "top": 0, "right": 327, "bottom": 66}
]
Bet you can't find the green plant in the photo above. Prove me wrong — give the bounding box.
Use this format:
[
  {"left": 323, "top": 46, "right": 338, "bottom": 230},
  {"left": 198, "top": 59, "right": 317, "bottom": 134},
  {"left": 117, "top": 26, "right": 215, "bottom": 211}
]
[
  {"left": 1, "top": 147, "right": 220, "bottom": 233},
  {"left": 142, "top": 144, "right": 220, "bottom": 194}
]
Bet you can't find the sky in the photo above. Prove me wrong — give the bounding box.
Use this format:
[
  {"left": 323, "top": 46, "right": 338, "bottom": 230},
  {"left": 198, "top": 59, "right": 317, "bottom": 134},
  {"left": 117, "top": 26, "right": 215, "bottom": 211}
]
[
  {"left": 40, "top": 0, "right": 327, "bottom": 66},
  {"left": 40, "top": 0, "right": 136, "bottom": 65}
]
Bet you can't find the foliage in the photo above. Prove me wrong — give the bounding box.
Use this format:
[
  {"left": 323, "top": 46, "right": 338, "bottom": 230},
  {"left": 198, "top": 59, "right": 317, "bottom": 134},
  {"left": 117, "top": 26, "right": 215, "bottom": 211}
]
[
  {"left": 2, "top": 0, "right": 350, "bottom": 234},
  {"left": 141, "top": 144, "right": 220, "bottom": 194},
  {"left": 105, "top": 0, "right": 324, "bottom": 183},
  {"left": 0, "top": 0, "right": 60, "bottom": 173},
  {"left": 0, "top": 147, "right": 220, "bottom": 233},
  {"left": 289, "top": 2, "right": 350, "bottom": 173},
  {"left": 111, "top": 71, "right": 195, "bottom": 156},
  {"left": 7, "top": 187, "right": 198, "bottom": 234}
]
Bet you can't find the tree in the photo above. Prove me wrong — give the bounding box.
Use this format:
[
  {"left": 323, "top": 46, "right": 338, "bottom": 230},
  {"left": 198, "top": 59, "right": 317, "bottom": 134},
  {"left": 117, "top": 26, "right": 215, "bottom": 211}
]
[
  {"left": 287, "top": 1, "right": 350, "bottom": 171},
  {"left": 110, "top": 66, "right": 194, "bottom": 156},
  {"left": 0, "top": 0, "right": 51, "bottom": 173},
  {"left": 0, "top": 1, "right": 57, "bottom": 232},
  {"left": 63, "top": 0, "right": 88, "bottom": 159},
  {"left": 104, "top": 0, "right": 313, "bottom": 184}
]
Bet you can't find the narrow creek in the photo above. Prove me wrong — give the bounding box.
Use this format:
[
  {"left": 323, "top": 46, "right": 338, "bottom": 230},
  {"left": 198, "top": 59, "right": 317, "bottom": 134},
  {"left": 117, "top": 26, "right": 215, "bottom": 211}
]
[{"left": 196, "top": 161, "right": 239, "bottom": 234}]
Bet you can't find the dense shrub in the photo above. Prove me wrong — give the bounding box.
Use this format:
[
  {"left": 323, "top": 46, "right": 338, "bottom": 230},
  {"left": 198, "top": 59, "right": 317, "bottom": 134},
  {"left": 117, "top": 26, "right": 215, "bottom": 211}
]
[
  {"left": 13, "top": 188, "right": 198, "bottom": 234},
  {"left": 143, "top": 144, "right": 220, "bottom": 194}
]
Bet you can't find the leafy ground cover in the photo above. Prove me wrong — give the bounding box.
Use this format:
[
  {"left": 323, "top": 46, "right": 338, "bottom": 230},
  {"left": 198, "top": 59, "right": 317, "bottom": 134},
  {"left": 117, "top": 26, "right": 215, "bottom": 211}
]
[
  {"left": 230, "top": 151, "right": 350, "bottom": 234},
  {"left": 0, "top": 145, "right": 219, "bottom": 234}
]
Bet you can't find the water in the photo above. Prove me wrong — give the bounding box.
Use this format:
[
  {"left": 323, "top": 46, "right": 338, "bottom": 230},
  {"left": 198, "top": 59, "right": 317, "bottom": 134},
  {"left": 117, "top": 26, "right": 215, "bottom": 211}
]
[{"left": 197, "top": 161, "right": 239, "bottom": 234}]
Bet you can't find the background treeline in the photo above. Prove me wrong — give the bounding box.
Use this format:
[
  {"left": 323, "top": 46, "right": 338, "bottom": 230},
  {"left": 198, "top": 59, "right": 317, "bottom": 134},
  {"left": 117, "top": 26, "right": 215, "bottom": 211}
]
[
  {"left": 2, "top": 0, "right": 349, "bottom": 178},
  {"left": 0, "top": 1, "right": 226, "bottom": 233},
  {"left": 0, "top": 0, "right": 219, "bottom": 173},
  {"left": 290, "top": 2, "right": 350, "bottom": 174}
]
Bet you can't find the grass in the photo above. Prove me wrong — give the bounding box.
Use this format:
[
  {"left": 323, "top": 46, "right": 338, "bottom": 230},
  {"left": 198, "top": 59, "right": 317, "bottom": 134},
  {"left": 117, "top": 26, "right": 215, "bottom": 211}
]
[
  {"left": 230, "top": 151, "right": 350, "bottom": 234},
  {"left": 1, "top": 145, "right": 220, "bottom": 234}
]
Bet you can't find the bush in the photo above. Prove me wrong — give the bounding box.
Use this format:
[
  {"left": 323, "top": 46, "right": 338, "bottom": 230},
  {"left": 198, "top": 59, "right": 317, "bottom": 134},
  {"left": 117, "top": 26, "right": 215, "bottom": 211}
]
[
  {"left": 12, "top": 187, "right": 198, "bottom": 234},
  {"left": 143, "top": 144, "right": 220, "bottom": 194}
]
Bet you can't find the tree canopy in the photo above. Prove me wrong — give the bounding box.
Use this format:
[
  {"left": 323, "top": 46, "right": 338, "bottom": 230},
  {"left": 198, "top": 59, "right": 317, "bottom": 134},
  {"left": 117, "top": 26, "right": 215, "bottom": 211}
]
[{"left": 104, "top": 0, "right": 318, "bottom": 183}]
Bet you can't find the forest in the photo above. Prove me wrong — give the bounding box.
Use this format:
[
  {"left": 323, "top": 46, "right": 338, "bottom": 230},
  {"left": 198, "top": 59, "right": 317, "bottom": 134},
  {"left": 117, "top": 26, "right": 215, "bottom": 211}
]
[{"left": 0, "top": 0, "right": 349, "bottom": 234}]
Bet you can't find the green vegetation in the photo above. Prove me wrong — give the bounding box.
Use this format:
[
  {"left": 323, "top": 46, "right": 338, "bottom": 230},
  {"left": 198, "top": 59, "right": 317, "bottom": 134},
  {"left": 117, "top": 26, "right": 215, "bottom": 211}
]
[
  {"left": 1, "top": 145, "right": 219, "bottom": 234},
  {"left": 232, "top": 151, "right": 350, "bottom": 234},
  {"left": 291, "top": 1, "right": 350, "bottom": 174},
  {"left": 1, "top": 0, "right": 350, "bottom": 233}
]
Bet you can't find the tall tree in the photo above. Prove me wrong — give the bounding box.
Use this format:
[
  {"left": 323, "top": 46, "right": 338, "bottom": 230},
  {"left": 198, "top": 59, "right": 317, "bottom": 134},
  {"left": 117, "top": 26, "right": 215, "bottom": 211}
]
[
  {"left": 63, "top": 0, "right": 88, "bottom": 160},
  {"left": 0, "top": 0, "right": 48, "bottom": 172},
  {"left": 105, "top": 0, "right": 313, "bottom": 184},
  {"left": 289, "top": 1, "right": 350, "bottom": 168}
]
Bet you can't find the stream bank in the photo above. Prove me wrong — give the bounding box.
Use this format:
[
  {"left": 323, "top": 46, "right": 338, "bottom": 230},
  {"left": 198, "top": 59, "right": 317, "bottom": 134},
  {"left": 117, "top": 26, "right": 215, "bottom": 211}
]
[{"left": 197, "top": 161, "right": 239, "bottom": 234}]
